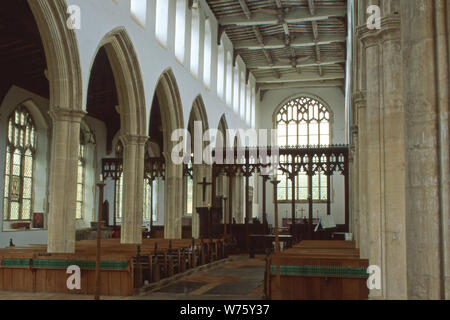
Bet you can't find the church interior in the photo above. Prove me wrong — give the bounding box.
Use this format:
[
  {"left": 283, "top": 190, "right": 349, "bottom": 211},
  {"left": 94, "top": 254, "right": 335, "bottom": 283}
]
[{"left": 0, "top": 0, "right": 449, "bottom": 301}]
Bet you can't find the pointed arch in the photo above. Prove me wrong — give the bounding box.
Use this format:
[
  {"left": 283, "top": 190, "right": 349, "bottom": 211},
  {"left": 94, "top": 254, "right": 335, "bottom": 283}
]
[
  {"left": 218, "top": 114, "right": 229, "bottom": 149},
  {"left": 153, "top": 68, "right": 185, "bottom": 153},
  {"left": 28, "top": 0, "right": 82, "bottom": 111},
  {"left": 95, "top": 28, "right": 147, "bottom": 137},
  {"left": 151, "top": 69, "right": 185, "bottom": 239},
  {"left": 189, "top": 95, "right": 210, "bottom": 133}
]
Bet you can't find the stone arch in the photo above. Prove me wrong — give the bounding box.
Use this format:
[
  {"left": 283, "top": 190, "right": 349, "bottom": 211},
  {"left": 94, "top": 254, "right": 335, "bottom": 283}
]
[
  {"left": 96, "top": 27, "right": 147, "bottom": 137},
  {"left": 151, "top": 69, "right": 184, "bottom": 239},
  {"left": 189, "top": 95, "right": 210, "bottom": 134},
  {"left": 218, "top": 114, "right": 229, "bottom": 149},
  {"left": 88, "top": 27, "right": 147, "bottom": 244},
  {"left": 28, "top": 0, "right": 82, "bottom": 111},
  {"left": 153, "top": 68, "right": 184, "bottom": 153},
  {"left": 26, "top": 0, "right": 84, "bottom": 253}
]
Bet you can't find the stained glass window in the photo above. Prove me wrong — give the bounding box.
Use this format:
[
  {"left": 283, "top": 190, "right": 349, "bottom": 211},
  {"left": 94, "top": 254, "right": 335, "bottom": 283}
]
[
  {"left": 276, "top": 97, "right": 330, "bottom": 201},
  {"left": 3, "top": 105, "right": 36, "bottom": 221}
]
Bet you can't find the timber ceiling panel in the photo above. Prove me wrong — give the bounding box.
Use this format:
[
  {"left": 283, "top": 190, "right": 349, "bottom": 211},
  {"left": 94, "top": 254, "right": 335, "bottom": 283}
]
[
  {"left": 0, "top": 0, "right": 48, "bottom": 104},
  {"left": 205, "top": 0, "right": 348, "bottom": 92}
]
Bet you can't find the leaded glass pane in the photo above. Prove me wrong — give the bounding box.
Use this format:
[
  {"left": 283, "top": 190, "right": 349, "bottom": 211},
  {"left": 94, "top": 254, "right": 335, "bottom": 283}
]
[
  {"left": 5, "top": 148, "right": 11, "bottom": 174},
  {"left": 77, "top": 183, "right": 83, "bottom": 202},
  {"left": 8, "top": 120, "right": 13, "bottom": 143},
  {"left": 13, "top": 150, "right": 21, "bottom": 175},
  {"left": 312, "top": 188, "right": 319, "bottom": 200},
  {"left": 23, "top": 178, "right": 32, "bottom": 199},
  {"left": 24, "top": 155, "right": 33, "bottom": 178},
  {"left": 4, "top": 175, "right": 9, "bottom": 198},
  {"left": 321, "top": 174, "right": 328, "bottom": 185},
  {"left": 320, "top": 122, "right": 329, "bottom": 135},
  {"left": 10, "top": 201, "right": 19, "bottom": 220},
  {"left": 76, "top": 202, "right": 82, "bottom": 219},
  {"left": 277, "top": 123, "right": 286, "bottom": 137},
  {"left": 288, "top": 123, "right": 296, "bottom": 136},
  {"left": 321, "top": 188, "right": 328, "bottom": 201},
  {"left": 299, "top": 188, "right": 308, "bottom": 200},
  {"left": 298, "top": 135, "right": 307, "bottom": 146},
  {"left": 309, "top": 135, "right": 319, "bottom": 146},
  {"left": 30, "top": 127, "right": 35, "bottom": 147},
  {"left": 22, "top": 200, "right": 31, "bottom": 220},
  {"left": 312, "top": 174, "right": 319, "bottom": 186},
  {"left": 3, "top": 199, "right": 8, "bottom": 220},
  {"left": 277, "top": 188, "right": 286, "bottom": 200},
  {"left": 288, "top": 135, "right": 296, "bottom": 146},
  {"left": 298, "top": 174, "right": 308, "bottom": 187},
  {"left": 320, "top": 134, "right": 330, "bottom": 145},
  {"left": 77, "top": 164, "right": 83, "bottom": 183}
]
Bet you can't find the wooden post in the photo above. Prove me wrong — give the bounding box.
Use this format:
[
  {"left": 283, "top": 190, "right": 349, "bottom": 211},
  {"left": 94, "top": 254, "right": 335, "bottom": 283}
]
[
  {"left": 211, "top": 166, "right": 217, "bottom": 208},
  {"left": 291, "top": 174, "right": 296, "bottom": 240},
  {"left": 245, "top": 172, "right": 250, "bottom": 251},
  {"left": 262, "top": 175, "right": 269, "bottom": 233},
  {"left": 308, "top": 157, "right": 314, "bottom": 240},
  {"left": 345, "top": 159, "right": 350, "bottom": 233},
  {"left": 113, "top": 178, "right": 117, "bottom": 228},
  {"left": 228, "top": 169, "right": 233, "bottom": 234},
  {"left": 222, "top": 196, "right": 228, "bottom": 237},
  {"left": 270, "top": 178, "right": 281, "bottom": 253},
  {"left": 94, "top": 178, "right": 105, "bottom": 300},
  {"left": 150, "top": 178, "right": 154, "bottom": 231},
  {"left": 327, "top": 154, "right": 331, "bottom": 217}
]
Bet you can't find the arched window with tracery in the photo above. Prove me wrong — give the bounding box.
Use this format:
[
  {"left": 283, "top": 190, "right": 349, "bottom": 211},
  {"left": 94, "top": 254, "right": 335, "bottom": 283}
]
[
  {"left": 276, "top": 96, "right": 331, "bottom": 201},
  {"left": 3, "top": 106, "right": 36, "bottom": 221}
]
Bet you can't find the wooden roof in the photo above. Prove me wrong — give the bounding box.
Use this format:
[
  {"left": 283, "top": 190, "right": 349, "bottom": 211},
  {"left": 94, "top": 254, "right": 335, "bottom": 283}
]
[{"left": 205, "top": 0, "right": 348, "bottom": 93}]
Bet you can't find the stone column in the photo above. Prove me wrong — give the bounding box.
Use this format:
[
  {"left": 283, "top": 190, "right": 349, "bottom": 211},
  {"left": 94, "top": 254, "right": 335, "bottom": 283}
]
[
  {"left": 354, "top": 92, "right": 368, "bottom": 259},
  {"left": 47, "top": 108, "right": 85, "bottom": 253},
  {"left": 401, "top": 0, "right": 448, "bottom": 300},
  {"left": 358, "top": 14, "right": 407, "bottom": 299},
  {"left": 120, "top": 134, "right": 147, "bottom": 244},
  {"left": 164, "top": 160, "right": 184, "bottom": 239}
]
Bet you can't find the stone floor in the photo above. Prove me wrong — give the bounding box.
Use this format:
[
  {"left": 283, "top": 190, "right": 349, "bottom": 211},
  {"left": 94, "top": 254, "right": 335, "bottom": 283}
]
[{"left": 0, "top": 255, "right": 266, "bottom": 300}]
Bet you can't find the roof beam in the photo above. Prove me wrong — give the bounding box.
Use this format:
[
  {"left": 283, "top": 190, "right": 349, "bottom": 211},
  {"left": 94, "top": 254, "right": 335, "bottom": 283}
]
[
  {"left": 257, "top": 71, "right": 345, "bottom": 83},
  {"left": 234, "top": 35, "right": 346, "bottom": 50},
  {"left": 258, "top": 80, "right": 344, "bottom": 91},
  {"left": 236, "top": 0, "right": 280, "bottom": 79},
  {"left": 247, "top": 57, "right": 346, "bottom": 70},
  {"left": 219, "top": 7, "right": 346, "bottom": 26}
]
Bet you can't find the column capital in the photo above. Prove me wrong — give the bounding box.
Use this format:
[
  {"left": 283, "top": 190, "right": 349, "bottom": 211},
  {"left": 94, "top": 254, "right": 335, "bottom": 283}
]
[
  {"left": 119, "top": 134, "right": 148, "bottom": 146},
  {"left": 49, "top": 107, "right": 86, "bottom": 122},
  {"left": 357, "top": 15, "right": 401, "bottom": 47}
]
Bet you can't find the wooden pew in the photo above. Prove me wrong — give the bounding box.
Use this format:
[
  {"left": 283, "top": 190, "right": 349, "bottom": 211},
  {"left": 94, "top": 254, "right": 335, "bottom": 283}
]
[
  {"left": 266, "top": 240, "right": 369, "bottom": 300},
  {"left": 0, "top": 238, "right": 226, "bottom": 297}
]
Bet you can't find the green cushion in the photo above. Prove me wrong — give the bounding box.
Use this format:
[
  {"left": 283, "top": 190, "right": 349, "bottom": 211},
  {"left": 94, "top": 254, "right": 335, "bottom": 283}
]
[{"left": 270, "top": 265, "right": 369, "bottom": 278}]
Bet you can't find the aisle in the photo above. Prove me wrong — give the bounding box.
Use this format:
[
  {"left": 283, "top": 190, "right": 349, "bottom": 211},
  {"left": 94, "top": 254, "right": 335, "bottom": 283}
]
[{"left": 137, "top": 255, "right": 266, "bottom": 300}]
